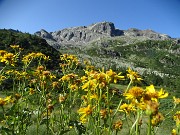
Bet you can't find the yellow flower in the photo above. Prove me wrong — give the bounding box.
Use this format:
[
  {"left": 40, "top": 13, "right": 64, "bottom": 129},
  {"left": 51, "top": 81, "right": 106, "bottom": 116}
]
[
  {"left": 29, "top": 88, "right": 35, "bottom": 95},
  {"left": 173, "top": 111, "right": 180, "bottom": 126},
  {"left": 0, "top": 75, "right": 6, "bottom": 84},
  {"left": 173, "top": 96, "right": 180, "bottom": 105},
  {"left": 98, "top": 81, "right": 107, "bottom": 89},
  {"left": 151, "top": 112, "right": 164, "bottom": 126},
  {"left": 22, "top": 52, "right": 49, "bottom": 65},
  {"left": 60, "top": 73, "right": 78, "bottom": 82},
  {"left": 47, "top": 104, "right": 54, "bottom": 113},
  {"left": 42, "top": 70, "right": 51, "bottom": 76},
  {"left": 81, "top": 76, "right": 88, "bottom": 83},
  {"left": 82, "top": 79, "right": 97, "bottom": 91},
  {"left": 146, "top": 101, "right": 159, "bottom": 115},
  {"left": 113, "top": 120, "right": 123, "bottom": 130},
  {"left": 59, "top": 94, "right": 67, "bottom": 103},
  {"left": 10, "top": 45, "right": 19, "bottom": 49},
  {"left": 0, "top": 98, "right": 6, "bottom": 106},
  {"left": 106, "top": 69, "right": 124, "bottom": 83},
  {"left": 145, "top": 85, "right": 168, "bottom": 102},
  {"left": 126, "top": 67, "right": 142, "bottom": 81},
  {"left": 69, "top": 84, "right": 79, "bottom": 91},
  {"left": 22, "top": 52, "right": 36, "bottom": 65},
  {"left": 0, "top": 52, "right": 16, "bottom": 66},
  {"left": 4, "top": 96, "right": 11, "bottom": 102},
  {"left": 78, "top": 105, "right": 93, "bottom": 123},
  {"left": 158, "top": 88, "right": 169, "bottom": 98},
  {"left": 0, "top": 96, "right": 11, "bottom": 106},
  {"left": 37, "top": 65, "right": 45, "bottom": 71},
  {"left": 60, "top": 54, "right": 79, "bottom": 67},
  {"left": 124, "top": 86, "right": 144, "bottom": 100},
  {"left": 172, "top": 129, "right": 177, "bottom": 135},
  {"left": 52, "top": 81, "right": 59, "bottom": 89},
  {"left": 136, "top": 101, "right": 147, "bottom": 110},
  {"left": 0, "top": 50, "right": 7, "bottom": 56},
  {"left": 100, "top": 109, "right": 113, "bottom": 119},
  {"left": 100, "top": 109, "right": 108, "bottom": 119},
  {"left": 119, "top": 103, "right": 136, "bottom": 114},
  {"left": 90, "top": 94, "right": 98, "bottom": 100}
]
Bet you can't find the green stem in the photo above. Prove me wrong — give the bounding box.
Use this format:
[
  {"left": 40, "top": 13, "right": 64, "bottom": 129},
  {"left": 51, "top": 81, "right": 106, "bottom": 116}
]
[
  {"left": 125, "top": 79, "right": 132, "bottom": 94},
  {"left": 97, "top": 88, "right": 102, "bottom": 134},
  {"left": 106, "top": 86, "right": 111, "bottom": 135},
  {"left": 147, "top": 115, "right": 152, "bottom": 135},
  {"left": 0, "top": 66, "right": 7, "bottom": 74},
  {"left": 46, "top": 100, "right": 49, "bottom": 135},
  {"left": 130, "top": 110, "right": 140, "bottom": 135},
  {"left": 135, "top": 109, "right": 140, "bottom": 135},
  {"left": 113, "top": 79, "right": 133, "bottom": 118}
]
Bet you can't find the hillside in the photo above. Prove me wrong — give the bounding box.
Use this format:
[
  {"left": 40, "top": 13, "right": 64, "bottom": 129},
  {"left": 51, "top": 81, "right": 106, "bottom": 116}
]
[
  {"left": 0, "top": 29, "right": 61, "bottom": 70},
  {"left": 35, "top": 22, "right": 180, "bottom": 91}
]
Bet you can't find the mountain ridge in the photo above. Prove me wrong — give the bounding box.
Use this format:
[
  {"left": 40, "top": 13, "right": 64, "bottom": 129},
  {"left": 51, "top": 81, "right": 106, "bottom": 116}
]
[{"left": 35, "top": 22, "right": 177, "bottom": 50}]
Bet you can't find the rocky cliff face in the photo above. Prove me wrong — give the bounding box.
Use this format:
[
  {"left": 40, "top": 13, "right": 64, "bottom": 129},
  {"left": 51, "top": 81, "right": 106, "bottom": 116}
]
[
  {"left": 124, "top": 28, "right": 170, "bottom": 40},
  {"left": 35, "top": 22, "right": 171, "bottom": 48}
]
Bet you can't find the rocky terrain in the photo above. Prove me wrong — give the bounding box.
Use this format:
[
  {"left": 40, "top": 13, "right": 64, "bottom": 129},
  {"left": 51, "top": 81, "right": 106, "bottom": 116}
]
[{"left": 35, "top": 22, "right": 173, "bottom": 49}]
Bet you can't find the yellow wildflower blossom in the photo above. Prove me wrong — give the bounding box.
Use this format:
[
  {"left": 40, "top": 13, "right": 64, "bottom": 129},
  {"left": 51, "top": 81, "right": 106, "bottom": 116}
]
[
  {"left": 173, "top": 111, "right": 180, "bottom": 126},
  {"left": 90, "top": 94, "right": 98, "bottom": 100},
  {"left": 151, "top": 112, "right": 164, "bottom": 126},
  {"left": 0, "top": 52, "right": 16, "bottom": 66},
  {"left": 52, "top": 81, "right": 59, "bottom": 89},
  {"left": 106, "top": 69, "right": 124, "bottom": 83},
  {"left": 0, "top": 98, "right": 6, "bottom": 106},
  {"left": 22, "top": 52, "right": 49, "bottom": 65},
  {"left": 124, "top": 86, "right": 144, "bottom": 100},
  {"left": 78, "top": 105, "right": 93, "bottom": 123},
  {"left": 60, "top": 73, "right": 78, "bottom": 82},
  {"left": 119, "top": 103, "right": 136, "bottom": 114},
  {"left": 29, "top": 88, "right": 35, "bottom": 95},
  {"left": 0, "top": 50, "right": 7, "bottom": 56},
  {"left": 146, "top": 100, "right": 159, "bottom": 115},
  {"left": 100, "top": 109, "right": 112, "bottom": 119},
  {"left": 0, "top": 75, "right": 6, "bottom": 83},
  {"left": 59, "top": 94, "right": 67, "bottom": 103},
  {"left": 69, "top": 84, "right": 79, "bottom": 91},
  {"left": 82, "top": 79, "right": 97, "bottom": 91},
  {"left": 10, "top": 45, "right": 19, "bottom": 49},
  {"left": 145, "top": 85, "right": 168, "bottom": 102},
  {"left": 0, "top": 96, "right": 11, "bottom": 106},
  {"left": 113, "top": 120, "right": 123, "bottom": 130},
  {"left": 4, "top": 96, "right": 11, "bottom": 103},
  {"left": 173, "top": 96, "right": 180, "bottom": 105},
  {"left": 172, "top": 129, "right": 177, "bottom": 135},
  {"left": 127, "top": 67, "right": 142, "bottom": 81}
]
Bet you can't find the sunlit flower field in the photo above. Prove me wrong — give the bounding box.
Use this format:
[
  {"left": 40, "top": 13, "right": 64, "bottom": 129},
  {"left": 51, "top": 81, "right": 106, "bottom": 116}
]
[{"left": 0, "top": 45, "right": 179, "bottom": 135}]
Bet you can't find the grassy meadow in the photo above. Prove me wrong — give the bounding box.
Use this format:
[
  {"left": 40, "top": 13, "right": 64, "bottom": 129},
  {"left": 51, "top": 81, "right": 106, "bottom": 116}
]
[{"left": 0, "top": 45, "right": 179, "bottom": 135}]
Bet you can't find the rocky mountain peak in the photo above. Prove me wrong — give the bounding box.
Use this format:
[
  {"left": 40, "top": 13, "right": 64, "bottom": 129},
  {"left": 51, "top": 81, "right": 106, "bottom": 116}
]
[
  {"left": 35, "top": 29, "right": 53, "bottom": 39},
  {"left": 35, "top": 22, "right": 171, "bottom": 49},
  {"left": 87, "top": 22, "right": 117, "bottom": 36}
]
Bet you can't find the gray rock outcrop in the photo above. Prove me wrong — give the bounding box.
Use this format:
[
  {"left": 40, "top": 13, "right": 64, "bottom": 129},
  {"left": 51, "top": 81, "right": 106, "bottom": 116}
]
[
  {"left": 124, "top": 28, "right": 171, "bottom": 40},
  {"left": 35, "top": 22, "right": 171, "bottom": 49}
]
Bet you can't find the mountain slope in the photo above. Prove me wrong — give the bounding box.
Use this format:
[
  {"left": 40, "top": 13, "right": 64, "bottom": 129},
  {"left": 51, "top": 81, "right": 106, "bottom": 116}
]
[
  {"left": 35, "top": 22, "right": 180, "bottom": 91},
  {"left": 0, "top": 29, "right": 61, "bottom": 69}
]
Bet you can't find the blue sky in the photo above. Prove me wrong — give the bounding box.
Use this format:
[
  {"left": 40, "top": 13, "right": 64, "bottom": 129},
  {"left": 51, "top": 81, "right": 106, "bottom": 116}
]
[{"left": 0, "top": 0, "right": 180, "bottom": 38}]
